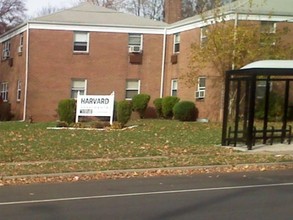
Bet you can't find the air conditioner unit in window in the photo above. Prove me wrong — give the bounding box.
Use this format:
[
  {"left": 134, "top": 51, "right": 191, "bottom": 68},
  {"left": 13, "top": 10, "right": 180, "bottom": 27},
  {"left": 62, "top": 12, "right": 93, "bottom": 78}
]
[
  {"left": 129, "top": 46, "right": 141, "bottom": 53},
  {"left": 2, "top": 50, "right": 10, "bottom": 59},
  {"left": 18, "top": 46, "right": 23, "bottom": 53},
  {"left": 195, "top": 90, "right": 205, "bottom": 99}
]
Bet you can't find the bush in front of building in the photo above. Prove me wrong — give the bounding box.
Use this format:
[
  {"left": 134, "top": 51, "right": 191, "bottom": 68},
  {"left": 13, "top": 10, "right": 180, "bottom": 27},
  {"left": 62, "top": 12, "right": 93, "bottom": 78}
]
[
  {"left": 132, "top": 94, "right": 150, "bottom": 118},
  {"left": 0, "top": 102, "right": 13, "bottom": 121},
  {"left": 57, "top": 99, "right": 76, "bottom": 124},
  {"left": 153, "top": 98, "right": 163, "bottom": 118},
  {"left": 162, "top": 96, "right": 180, "bottom": 119},
  {"left": 117, "top": 100, "right": 132, "bottom": 127},
  {"left": 173, "top": 101, "right": 198, "bottom": 121}
]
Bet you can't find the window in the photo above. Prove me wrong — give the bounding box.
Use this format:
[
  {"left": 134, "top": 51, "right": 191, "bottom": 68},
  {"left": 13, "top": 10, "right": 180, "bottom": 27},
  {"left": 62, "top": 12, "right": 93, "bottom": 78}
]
[
  {"left": 0, "top": 82, "right": 8, "bottom": 102},
  {"left": 261, "top": 21, "right": 276, "bottom": 34},
  {"left": 18, "top": 33, "right": 24, "bottom": 53},
  {"left": 260, "top": 21, "right": 277, "bottom": 45},
  {"left": 196, "top": 77, "right": 206, "bottom": 99},
  {"left": 128, "top": 34, "right": 142, "bottom": 52},
  {"left": 173, "top": 33, "right": 180, "bottom": 53},
  {"left": 125, "top": 80, "right": 140, "bottom": 99},
  {"left": 2, "top": 40, "right": 11, "bottom": 60},
  {"left": 171, "top": 79, "right": 178, "bottom": 96},
  {"left": 200, "top": 27, "right": 208, "bottom": 47},
  {"left": 73, "top": 32, "right": 89, "bottom": 52},
  {"left": 16, "top": 80, "right": 21, "bottom": 101},
  {"left": 256, "top": 80, "right": 272, "bottom": 99},
  {"left": 71, "top": 79, "right": 86, "bottom": 98}
]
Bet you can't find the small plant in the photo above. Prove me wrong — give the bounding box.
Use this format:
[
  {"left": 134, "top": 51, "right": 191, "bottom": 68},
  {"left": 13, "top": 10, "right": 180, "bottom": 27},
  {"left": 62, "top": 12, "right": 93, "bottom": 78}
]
[
  {"left": 117, "top": 100, "right": 132, "bottom": 127},
  {"left": 153, "top": 98, "right": 163, "bottom": 118},
  {"left": 162, "top": 96, "right": 180, "bottom": 119},
  {"left": 173, "top": 101, "right": 198, "bottom": 121},
  {"left": 111, "top": 121, "right": 123, "bottom": 129},
  {"left": 132, "top": 94, "right": 151, "bottom": 118},
  {"left": 57, "top": 99, "right": 76, "bottom": 124},
  {"left": 56, "top": 121, "right": 69, "bottom": 127}
]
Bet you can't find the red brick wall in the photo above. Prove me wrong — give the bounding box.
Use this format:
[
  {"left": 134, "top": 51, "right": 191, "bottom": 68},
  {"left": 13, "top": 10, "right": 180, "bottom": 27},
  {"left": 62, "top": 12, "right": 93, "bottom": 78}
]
[{"left": 26, "top": 29, "right": 164, "bottom": 121}]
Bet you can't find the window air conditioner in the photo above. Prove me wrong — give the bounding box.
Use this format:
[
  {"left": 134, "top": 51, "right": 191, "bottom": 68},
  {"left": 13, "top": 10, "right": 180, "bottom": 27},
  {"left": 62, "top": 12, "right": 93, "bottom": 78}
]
[
  {"left": 18, "top": 46, "right": 23, "bottom": 53},
  {"left": 195, "top": 90, "right": 205, "bottom": 99},
  {"left": 129, "top": 45, "right": 141, "bottom": 53},
  {"left": 2, "top": 50, "right": 10, "bottom": 59}
]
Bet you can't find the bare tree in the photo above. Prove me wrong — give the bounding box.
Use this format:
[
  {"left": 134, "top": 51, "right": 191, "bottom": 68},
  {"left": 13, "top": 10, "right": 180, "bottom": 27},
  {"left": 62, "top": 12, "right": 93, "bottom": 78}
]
[
  {"left": 33, "top": 5, "right": 64, "bottom": 18},
  {"left": 0, "top": 0, "right": 26, "bottom": 34}
]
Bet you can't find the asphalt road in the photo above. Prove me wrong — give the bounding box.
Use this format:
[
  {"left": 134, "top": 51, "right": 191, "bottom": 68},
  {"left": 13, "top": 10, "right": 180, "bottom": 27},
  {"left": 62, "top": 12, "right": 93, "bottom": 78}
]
[{"left": 0, "top": 170, "right": 292, "bottom": 220}]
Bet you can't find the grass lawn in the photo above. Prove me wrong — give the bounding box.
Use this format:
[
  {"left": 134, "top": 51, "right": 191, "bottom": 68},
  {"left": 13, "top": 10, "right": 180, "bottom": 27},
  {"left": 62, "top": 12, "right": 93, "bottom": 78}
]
[{"left": 0, "top": 119, "right": 292, "bottom": 177}]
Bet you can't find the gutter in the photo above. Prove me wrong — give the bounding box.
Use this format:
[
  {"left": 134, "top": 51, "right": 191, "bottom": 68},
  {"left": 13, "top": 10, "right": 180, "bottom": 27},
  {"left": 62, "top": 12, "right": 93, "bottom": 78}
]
[
  {"left": 22, "top": 22, "right": 30, "bottom": 121},
  {"left": 160, "top": 28, "right": 167, "bottom": 98}
]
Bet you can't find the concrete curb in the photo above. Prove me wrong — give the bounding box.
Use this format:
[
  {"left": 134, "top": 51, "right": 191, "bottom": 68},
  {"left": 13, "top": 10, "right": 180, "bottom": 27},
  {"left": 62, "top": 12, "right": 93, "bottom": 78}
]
[{"left": 1, "top": 162, "right": 293, "bottom": 185}]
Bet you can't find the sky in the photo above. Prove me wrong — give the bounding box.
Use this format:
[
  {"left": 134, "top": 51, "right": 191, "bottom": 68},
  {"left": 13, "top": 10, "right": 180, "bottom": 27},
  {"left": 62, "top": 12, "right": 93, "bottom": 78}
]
[{"left": 26, "top": 0, "right": 79, "bottom": 17}]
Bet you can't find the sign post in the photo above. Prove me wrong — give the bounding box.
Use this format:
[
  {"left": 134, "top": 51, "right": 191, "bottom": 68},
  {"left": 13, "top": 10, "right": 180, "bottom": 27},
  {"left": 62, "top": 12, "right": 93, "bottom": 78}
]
[{"left": 75, "top": 92, "right": 115, "bottom": 124}]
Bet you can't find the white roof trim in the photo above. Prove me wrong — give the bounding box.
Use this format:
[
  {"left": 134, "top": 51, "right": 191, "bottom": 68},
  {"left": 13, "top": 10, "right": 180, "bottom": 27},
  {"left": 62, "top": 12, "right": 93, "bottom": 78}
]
[{"left": 241, "top": 60, "right": 293, "bottom": 69}]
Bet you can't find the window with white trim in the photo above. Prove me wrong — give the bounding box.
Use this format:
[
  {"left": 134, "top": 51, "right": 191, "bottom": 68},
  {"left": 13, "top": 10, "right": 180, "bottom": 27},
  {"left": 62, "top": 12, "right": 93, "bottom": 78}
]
[
  {"left": 200, "top": 27, "right": 208, "bottom": 47},
  {"left": 16, "top": 80, "right": 21, "bottom": 101},
  {"left": 2, "top": 40, "right": 11, "bottom": 60},
  {"left": 196, "top": 77, "right": 206, "bottom": 99},
  {"left": 71, "top": 79, "right": 86, "bottom": 98},
  {"left": 171, "top": 79, "right": 178, "bottom": 96},
  {"left": 18, "top": 33, "right": 24, "bottom": 53},
  {"left": 73, "top": 32, "right": 89, "bottom": 52},
  {"left": 125, "top": 80, "right": 140, "bottom": 99},
  {"left": 173, "top": 33, "right": 180, "bottom": 53},
  {"left": 260, "top": 21, "right": 277, "bottom": 45},
  {"left": 1, "top": 82, "right": 8, "bottom": 102},
  {"left": 128, "top": 34, "right": 143, "bottom": 52}
]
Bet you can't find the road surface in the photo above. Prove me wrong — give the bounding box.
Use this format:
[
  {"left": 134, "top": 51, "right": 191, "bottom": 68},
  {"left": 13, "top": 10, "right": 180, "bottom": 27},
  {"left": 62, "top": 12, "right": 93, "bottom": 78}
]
[{"left": 0, "top": 170, "right": 292, "bottom": 219}]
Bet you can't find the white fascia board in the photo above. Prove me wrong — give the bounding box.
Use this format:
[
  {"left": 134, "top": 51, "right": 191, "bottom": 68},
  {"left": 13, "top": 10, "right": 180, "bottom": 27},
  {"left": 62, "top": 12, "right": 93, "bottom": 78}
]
[
  {"left": 0, "top": 24, "right": 27, "bottom": 43},
  {"left": 28, "top": 22, "right": 166, "bottom": 35},
  {"left": 237, "top": 14, "right": 293, "bottom": 22}
]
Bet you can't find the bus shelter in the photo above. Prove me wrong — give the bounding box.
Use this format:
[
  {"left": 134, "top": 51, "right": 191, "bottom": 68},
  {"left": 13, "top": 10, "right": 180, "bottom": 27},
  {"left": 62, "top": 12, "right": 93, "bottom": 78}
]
[{"left": 221, "top": 60, "right": 293, "bottom": 150}]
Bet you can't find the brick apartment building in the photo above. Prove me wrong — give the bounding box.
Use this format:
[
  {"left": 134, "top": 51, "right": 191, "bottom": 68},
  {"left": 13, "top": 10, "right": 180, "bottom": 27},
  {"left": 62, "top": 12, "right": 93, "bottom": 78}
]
[{"left": 1, "top": 0, "right": 293, "bottom": 122}]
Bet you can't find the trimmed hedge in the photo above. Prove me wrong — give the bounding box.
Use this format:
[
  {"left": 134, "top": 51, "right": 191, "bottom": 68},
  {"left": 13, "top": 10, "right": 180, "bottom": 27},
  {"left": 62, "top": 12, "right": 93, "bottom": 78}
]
[
  {"left": 173, "top": 101, "right": 198, "bottom": 121},
  {"left": 153, "top": 98, "right": 163, "bottom": 118},
  {"left": 162, "top": 96, "right": 180, "bottom": 119},
  {"left": 132, "top": 94, "right": 150, "bottom": 118},
  {"left": 57, "top": 99, "right": 76, "bottom": 124},
  {"left": 117, "top": 100, "right": 132, "bottom": 127}
]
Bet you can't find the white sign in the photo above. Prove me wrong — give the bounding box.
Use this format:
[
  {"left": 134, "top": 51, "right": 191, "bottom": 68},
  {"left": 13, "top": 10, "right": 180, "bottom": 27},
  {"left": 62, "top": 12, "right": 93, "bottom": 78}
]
[{"left": 75, "top": 92, "right": 115, "bottom": 124}]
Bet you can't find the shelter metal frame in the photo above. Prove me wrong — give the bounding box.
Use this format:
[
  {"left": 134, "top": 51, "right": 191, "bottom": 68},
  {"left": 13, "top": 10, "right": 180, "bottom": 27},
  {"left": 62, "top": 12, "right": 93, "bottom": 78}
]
[{"left": 222, "top": 66, "right": 293, "bottom": 150}]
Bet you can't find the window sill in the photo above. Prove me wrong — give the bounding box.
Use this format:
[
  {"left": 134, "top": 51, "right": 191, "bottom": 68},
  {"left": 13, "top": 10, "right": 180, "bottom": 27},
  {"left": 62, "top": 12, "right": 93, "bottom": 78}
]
[{"left": 73, "top": 51, "right": 89, "bottom": 55}]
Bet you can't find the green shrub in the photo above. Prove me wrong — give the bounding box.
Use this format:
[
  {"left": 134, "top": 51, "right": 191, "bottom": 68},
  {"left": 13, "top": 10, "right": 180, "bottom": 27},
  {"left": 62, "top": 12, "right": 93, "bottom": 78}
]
[
  {"left": 117, "top": 100, "right": 132, "bottom": 127},
  {"left": 162, "top": 96, "right": 180, "bottom": 119},
  {"left": 132, "top": 94, "right": 150, "bottom": 118},
  {"left": 0, "top": 102, "right": 13, "bottom": 121},
  {"left": 255, "top": 92, "right": 284, "bottom": 121},
  {"left": 57, "top": 99, "right": 76, "bottom": 124},
  {"left": 173, "top": 101, "right": 198, "bottom": 121},
  {"left": 153, "top": 98, "right": 163, "bottom": 118}
]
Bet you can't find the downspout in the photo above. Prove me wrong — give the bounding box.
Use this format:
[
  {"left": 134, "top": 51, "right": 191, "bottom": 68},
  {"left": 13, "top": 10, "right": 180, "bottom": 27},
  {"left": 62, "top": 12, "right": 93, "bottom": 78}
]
[
  {"left": 22, "top": 22, "right": 30, "bottom": 121},
  {"left": 160, "top": 28, "right": 167, "bottom": 98}
]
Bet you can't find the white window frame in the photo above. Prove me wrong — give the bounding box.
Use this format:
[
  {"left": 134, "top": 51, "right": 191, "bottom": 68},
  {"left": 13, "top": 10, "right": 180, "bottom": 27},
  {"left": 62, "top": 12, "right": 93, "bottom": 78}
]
[
  {"left": 173, "top": 33, "right": 180, "bottom": 53},
  {"left": 2, "top": 40, "right": 11, "bottom": 60},
  {"left": 71, "top": 79, "right": 87, "bottom": 99},
  {"left": 128, "top": 33, "right": 143, "bottom": 52},
  {"left": 200, "top": 27, "right": 208, "bottom": 47},
  {"left": 261, "top": 21, "right": 277, "bottom": 34},
  {"left": 73, "top": 32, "right": 89, "bottom": 53},
  {"left": 16, "top": 80, "right": 21, "bottom": 102},
  {"left": 171, "top": 79, "right": 178, "bottom": 96},
  {"left": 125, "top": 79, "right": 140, "bottom": 100},
  {"left": 18, "top": 33, "right": 24, "bottom": 53},
  {"left": 1, "top": 82, "right": 8, "bottom": 102},
  {"left": 196, "top": 77, "right": 206, "bottom": 99}
]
